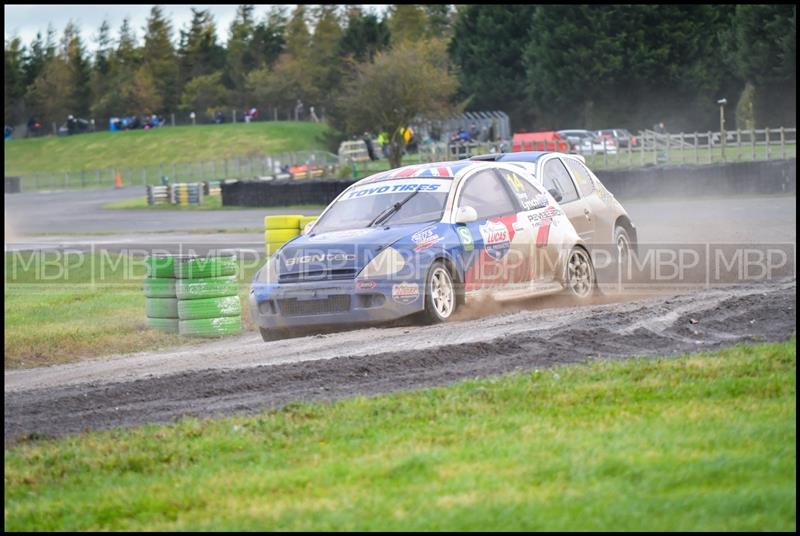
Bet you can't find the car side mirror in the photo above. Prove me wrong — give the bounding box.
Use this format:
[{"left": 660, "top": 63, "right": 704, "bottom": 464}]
[
  {"left": 455, "top": 206, "right": 478, "bottom": 224},
  {"left": 548, "top": 188, "right": 563, "bottom": 202},
  {"left": 302, "top": 220, "right": 316, "bottom": 235}
]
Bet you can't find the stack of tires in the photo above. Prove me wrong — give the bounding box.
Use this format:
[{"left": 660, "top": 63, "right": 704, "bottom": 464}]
[
  {"left": 174, "top": 254, "right": 242, "bottom": 337},
  {"left": 264, "top": 214, "right": 303, "bottom": 256},
  {"left": 143, "top": 254, "right": 195, "bottom": 333}
]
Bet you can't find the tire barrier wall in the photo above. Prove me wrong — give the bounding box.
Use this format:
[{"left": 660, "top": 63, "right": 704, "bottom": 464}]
[
  {"left": 264, "top": 215, "right": 302, "bottom": 256},
  {"left": 146, "top": 181, "right": 222, "bottom": 205},
  {"left": 595, "top": 158, "right": 796, "bottom": 199},
  {"left": 221, "top": 160, "right": 795, "bottom": 207},
  {"left": 173, "top": 254, "right": 242, "bottom": 337},
  {"left": 222, "top": 179, "right": 356, "bottom": 207}
]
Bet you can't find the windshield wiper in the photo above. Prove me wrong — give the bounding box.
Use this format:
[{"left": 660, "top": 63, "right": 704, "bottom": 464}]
[{"left": 367, "top": 187, "right": 422, "bottom": 227}]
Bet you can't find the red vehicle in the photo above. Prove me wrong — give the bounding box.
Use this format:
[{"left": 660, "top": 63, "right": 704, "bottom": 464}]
[{"left": 512, "top": 131, "right": 570, "bottom": 152}]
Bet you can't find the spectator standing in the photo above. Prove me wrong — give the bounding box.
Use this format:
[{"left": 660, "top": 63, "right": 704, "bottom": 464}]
[
  {"left": 377, "top": 131, "right": 389, "bottom": 158},
  {"left": 363, "top": 131, "right": 378, "bottom": 161}
]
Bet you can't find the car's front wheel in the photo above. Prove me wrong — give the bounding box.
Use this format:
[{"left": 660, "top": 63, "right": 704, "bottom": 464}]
[
  {"left": 420, "top": 261, "right": 457, "bottom": 324},
  {"left": 563, "top": 246, "right": 596, "bottom": 301}
]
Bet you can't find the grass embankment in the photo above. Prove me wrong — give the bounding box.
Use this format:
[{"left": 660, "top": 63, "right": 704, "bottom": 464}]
[
  {"left": 3, "top": 121, "right": 330, "bottom": 176},
  {"left": 4, "top": 251, "right": 263, "bottom": 368},
  {"left": 5, "top": 341, "right": 796, "bottom": 531}
]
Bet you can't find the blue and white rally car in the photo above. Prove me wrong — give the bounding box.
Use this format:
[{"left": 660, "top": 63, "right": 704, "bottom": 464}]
[{"left": 250, "top": 152, "right": 635, "bottom": 341}]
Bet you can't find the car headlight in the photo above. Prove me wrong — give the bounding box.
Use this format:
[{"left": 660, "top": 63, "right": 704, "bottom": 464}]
[
  {"left": 357, "top": 247, "right": 405, "bottom": 279},
  {"left": 254, "top": 256, "right": 278, "bottom": 284}
]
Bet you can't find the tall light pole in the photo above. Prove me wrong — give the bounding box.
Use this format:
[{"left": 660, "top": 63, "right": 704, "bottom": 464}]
[{"left": 717, "top": 98, "right": 727, "bottom": 160}]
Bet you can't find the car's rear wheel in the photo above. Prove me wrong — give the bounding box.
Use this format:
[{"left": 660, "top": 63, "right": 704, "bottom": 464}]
[
  {"left": 421, "top": 261, "right": 457, "bottom": 324},
  {"left": 614, "top": 225, "right": 632, "bottom": 267},
  {"left": 563, "top": 247, "right": 596, "bottom": 300}
]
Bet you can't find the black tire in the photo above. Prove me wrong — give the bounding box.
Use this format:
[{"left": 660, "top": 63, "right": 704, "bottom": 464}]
[
  {"left": 145, "top": 317, "right": 179, "bottom": 333},
  {"left": 145, "top": 297, "right": 179, "bottom": 318},
  {"left": 175, "top": 276, "right": 239, "bottom": 300},
  {"left": 179, "top": 317, "right": 242, "bottom": 337},
  {"left": 259, "top": 327, "right": 292, "bottom": 341},
  {"left": 614, "top": 226, "right": 632, "bottom": 268},
  {"left": 562, "top": 246, "right": 596, "bottom": 301},
  {"left": 177, "top": 295, "right": 241, "bottom": 320},
  {"left": 142, "top": 277, "right": 176, "bottom": 298},
  {"left": 420, "top": 261, "right": 457, "bottom": 324},
  {"left": 174, "top": 255, "right": 237, "bottom": 279}
]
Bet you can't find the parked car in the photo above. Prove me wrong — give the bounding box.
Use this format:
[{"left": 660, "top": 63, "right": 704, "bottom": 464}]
[
  {"left": 557, "top": 129, "right": 612, "bottom": 155},
  {"left": 596, "top": 128, "right": 638, "bottom": 148},
  {"left": 251, "top": 157, "right": 601, "bottom": 340}
]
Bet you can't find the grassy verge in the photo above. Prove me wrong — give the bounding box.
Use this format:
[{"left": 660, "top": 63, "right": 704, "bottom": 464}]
[
  {"left": 102, "top": 196, "right": 326, "bottom": 212},
  {"left": 4, "top": 251, "right": 263, "bottom": 368},
  {"left": 5, "top": 340, "right": 795, "bottom": 531},
  {"left": 4, "top": 121, "right": 330, "bottom": 176}
]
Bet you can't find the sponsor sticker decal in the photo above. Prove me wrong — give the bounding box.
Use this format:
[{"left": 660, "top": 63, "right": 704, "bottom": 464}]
[
  {"left": 356, "top": 280, "right": 377, "bottom": 290},
  {"left": 285, "top": 253, "right": 356, "bottom": 267},
  {"left": 412, "top": 226, "right": 443, "bottom": 251},
  {"left": 479, "top": 220, "right": 511, "bottom": 260},
  {"left": 457, "top": 226, "right": 474, "bottom": 252},
  {"left": 392, "top": 282, "right": 420, "bottom": 304},
  {"left": 527, "top": 206, "right": 563, "bottom": 226},
  {"left": 344, "top": 178, "right": 452, "bottom": 199}
]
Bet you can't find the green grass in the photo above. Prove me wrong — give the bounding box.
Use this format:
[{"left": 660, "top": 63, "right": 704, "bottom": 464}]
[
  {"left": 4, "top": 121, "right": 330, "bottom": 176},
  {"left": 102, "top": 196, "right": 326, "bottom": 212},
  {"left": 4, "top": 251, "right": 263, "bottom": 368},
  {"left": 4, "top": 340, "right": 795, "bottom": 531}
]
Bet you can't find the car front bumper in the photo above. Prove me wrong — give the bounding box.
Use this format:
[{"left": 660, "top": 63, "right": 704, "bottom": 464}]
[{"left": 249, "top": 278, "right": 424, "bottom": 331}]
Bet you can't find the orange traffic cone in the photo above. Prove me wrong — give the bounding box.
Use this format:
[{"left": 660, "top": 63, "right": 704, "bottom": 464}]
[{"left": 114, "top": 170, "right": 123, "bottom": 188}]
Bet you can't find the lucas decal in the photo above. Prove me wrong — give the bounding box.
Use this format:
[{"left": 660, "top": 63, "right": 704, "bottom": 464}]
[{"left": 479, "top": 220, "right": 511, "bottom": 260}]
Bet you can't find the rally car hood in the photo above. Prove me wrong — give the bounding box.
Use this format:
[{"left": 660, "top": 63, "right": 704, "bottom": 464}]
[{"left": 275, "top": 223, "right": 432, "bottom": 279}]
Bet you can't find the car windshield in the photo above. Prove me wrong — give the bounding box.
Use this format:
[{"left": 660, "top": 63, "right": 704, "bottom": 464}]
[{"left": 312, "top": 178, "right": 451, "bottom": 234}]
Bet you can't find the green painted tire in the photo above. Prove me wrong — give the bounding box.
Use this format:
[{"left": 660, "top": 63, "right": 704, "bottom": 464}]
[
  {"left": 145, "top": 297, "right": 179, "bottom": 319},
  {"left": 145, "top": 255, "right": 195, "bottom": 278},
  {"left": 264, "top": 214, "right": 303, "bottom": 230},
  {"left": 178, "top": 295, "right": 241, "bottom": 320},
  {"left": 175, "top": 276, "right": 239, "bottom": 300},
  {"left": 264, "top": 229, "right": 300, "bottom": 243},
  {"left": 142, "top": 277, "right": 176, "bottom": 298},
  {"left": 179, "top": 316, "right": 242, "bottom": 337},
  {"left": 174, "top": 255, "right": 237, "bottom": 279},
  {"left": 145, "top": 317, "right": 179, "bottom": 333}
]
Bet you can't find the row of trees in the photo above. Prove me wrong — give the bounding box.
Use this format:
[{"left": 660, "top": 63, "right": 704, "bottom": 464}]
[{"left": 5, "top": 4, "right": 796, "bottom": 144}]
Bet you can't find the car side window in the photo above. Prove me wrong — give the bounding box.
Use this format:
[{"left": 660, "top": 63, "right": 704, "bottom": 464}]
[
  {"left": 564, "top": 159, "right": 595, "bottom": 196},
  {"left": 498, "top": 169, "right": 548, "bottom": 211},
  {"left": 458, "top": 170, "right": 516, "bottom": 219},
  {"left": 542, "top": 158, "right": 580, "bottom": 203}
]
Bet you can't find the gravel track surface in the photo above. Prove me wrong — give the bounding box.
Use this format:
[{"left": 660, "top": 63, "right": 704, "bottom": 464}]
[{"left": 5, "top": 280, "right": 795, "bottom": 443}]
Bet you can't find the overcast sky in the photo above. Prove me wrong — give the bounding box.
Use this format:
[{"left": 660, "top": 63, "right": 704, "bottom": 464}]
[{"left": 4, "top": 4, "right": 390, "bottom": 49}]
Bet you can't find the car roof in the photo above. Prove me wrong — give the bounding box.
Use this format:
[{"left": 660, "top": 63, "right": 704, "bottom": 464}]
[
  {"left": 358, "top": 160, "right": 479, "bottom": 184},
  {"left": 469, "top": 151, "right": 552, "bottom": 164}
]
